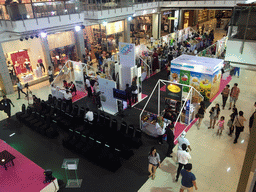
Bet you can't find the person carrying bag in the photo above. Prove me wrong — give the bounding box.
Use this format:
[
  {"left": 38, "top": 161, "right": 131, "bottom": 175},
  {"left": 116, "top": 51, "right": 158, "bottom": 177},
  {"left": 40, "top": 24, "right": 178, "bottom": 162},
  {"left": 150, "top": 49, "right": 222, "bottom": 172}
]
[{"left": 233, "top": 111, "right": 246, "bottom": 144}]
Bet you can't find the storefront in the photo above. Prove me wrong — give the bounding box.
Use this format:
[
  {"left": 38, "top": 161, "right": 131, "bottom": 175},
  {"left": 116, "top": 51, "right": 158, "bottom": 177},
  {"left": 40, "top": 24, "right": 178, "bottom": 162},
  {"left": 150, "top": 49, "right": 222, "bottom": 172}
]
[
  {"left": 161, "top": 10, "right": 179, "bottom": 36},
  {"left": 2, "top": 38, "right": 47, "bottom": 86},
  {"left": 48, "top": 31, "right": 78, "bottom": 73},
  {"left": 130, "top": 14, "right": 152, "bottom": 45},
  {"left": 83, "top": 20, "right": 124, "bottom": 60}
]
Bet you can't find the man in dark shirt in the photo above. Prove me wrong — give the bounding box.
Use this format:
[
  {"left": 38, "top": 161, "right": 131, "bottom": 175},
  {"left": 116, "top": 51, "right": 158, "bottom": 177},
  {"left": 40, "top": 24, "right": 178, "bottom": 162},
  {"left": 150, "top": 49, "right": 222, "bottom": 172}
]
[
  {"left": 125, "top": 84, "right": 132, "bottom": 108},
  {"left": 0, "top": 95, "right": 15, "bottom": 119},
  {"left": 180, "top": 163, "right": 198, "bottom": 192},
  {"left": 166, "top": 123, "right": 175, "bottom": 157}
]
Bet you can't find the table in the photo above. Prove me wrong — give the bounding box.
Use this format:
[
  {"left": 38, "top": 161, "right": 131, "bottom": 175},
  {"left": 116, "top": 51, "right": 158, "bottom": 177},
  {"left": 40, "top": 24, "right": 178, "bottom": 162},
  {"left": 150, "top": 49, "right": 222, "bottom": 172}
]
[
  {"left": 21, "top": 74, "right": 34, "bottom": 83},
  {"left": 51, "top": 88, "right": 65, "bottom": 99},
  {"left": 0, "top": 150, "right": 15, "bottom": 170}
]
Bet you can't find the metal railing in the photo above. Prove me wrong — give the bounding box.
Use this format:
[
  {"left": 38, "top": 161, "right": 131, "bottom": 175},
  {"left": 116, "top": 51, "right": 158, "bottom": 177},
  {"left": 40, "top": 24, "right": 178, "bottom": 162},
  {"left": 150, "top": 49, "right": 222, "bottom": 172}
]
[{"left": 0, "top": 1, "right": 81, "bottom": 21}]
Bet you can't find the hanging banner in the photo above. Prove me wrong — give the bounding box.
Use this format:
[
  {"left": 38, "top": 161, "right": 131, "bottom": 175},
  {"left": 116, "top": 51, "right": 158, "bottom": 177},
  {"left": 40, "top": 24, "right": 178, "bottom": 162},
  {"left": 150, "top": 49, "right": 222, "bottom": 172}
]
[
  {"left": 119, "top": 42, "right": 135, "bottom": 68},
  {"left": 73, "top": 62, "right": 85, "bottom": 92},
  {"left": 166, "top": 83, "right": 182, "bottom": 101},
  {"left": 185, "top": 99, "right": 190, "bottom": 125}
]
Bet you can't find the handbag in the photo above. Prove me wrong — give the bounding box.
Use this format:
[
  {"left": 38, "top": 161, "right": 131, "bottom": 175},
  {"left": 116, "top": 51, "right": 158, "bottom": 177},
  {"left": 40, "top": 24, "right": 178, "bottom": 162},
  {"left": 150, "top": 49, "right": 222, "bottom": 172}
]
[
  {"left": 236, "top": 117, "right": 244, "bottom": 132},
  {"left": 227, "top": 119, "right": 232, "bottom": 127}
]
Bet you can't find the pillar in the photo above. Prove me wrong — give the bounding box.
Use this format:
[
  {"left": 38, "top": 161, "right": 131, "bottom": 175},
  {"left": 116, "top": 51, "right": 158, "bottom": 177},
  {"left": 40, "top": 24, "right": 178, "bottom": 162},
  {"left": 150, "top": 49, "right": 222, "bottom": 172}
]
[
  {"left": 178, "top": 9, "right": 184, "bottom": 30},
  {"left": 124, "top": 18, "right": 131, "bottom": 43},
  {"left": 0, "top": 44, "right": 14, "bottom": 95},
  {"left": 152, "top": 13, "right": 161, "bottom": 40},
  {"left": 236, "top": 113, "right": 256, "bottom": 191},
  {"left": 40, "top": 36, "right": 53, "bottom": 71},
  {"left": 74, "top": 29, "right": 86, "bottom": 61}
]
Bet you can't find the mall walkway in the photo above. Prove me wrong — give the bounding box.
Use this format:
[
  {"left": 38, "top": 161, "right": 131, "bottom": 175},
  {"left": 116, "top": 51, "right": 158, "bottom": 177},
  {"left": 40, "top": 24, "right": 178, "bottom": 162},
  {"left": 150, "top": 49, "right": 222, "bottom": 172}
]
[{"left": 138, "top": 68, "right": 255, "bottom": 192}]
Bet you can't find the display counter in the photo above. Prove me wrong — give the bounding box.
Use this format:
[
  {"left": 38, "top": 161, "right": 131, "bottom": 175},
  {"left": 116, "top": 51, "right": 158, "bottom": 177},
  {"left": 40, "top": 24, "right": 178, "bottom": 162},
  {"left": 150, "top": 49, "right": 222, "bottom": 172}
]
[
  {"left": 141, "top": 115, "right": 158, "bottom": 137},
  {"left": 51, "top": 88, "right": 65, "bottom": 99},
  {"left": 21, "top": 74, "right": 34, "bottom": 83}
]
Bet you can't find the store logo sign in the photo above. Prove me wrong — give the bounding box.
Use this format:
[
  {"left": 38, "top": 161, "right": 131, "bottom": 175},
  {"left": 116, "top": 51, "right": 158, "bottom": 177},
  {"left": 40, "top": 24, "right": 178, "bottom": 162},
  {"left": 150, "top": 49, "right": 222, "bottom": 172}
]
[{"left": 120, "top": 44, "right": 133, "bottom": 55}]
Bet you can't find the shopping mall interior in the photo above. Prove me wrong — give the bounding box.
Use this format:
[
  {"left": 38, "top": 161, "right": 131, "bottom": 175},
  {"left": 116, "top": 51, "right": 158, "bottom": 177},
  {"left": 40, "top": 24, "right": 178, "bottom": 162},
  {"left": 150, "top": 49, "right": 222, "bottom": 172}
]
[{"left": 0, "top": 0, "right": 256, "bottom": 192}]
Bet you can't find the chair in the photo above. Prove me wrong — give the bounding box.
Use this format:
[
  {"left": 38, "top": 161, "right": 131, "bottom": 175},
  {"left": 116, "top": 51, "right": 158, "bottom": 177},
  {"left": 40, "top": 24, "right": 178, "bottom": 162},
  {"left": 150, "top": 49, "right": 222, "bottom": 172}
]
[
  {"left": 62, "top": 128, "right": 74, "bottom": 148},
  {"left": 71, "top": 105, "right": 79, "bottom": 117},
  {"left": 19, "top": 106, "right": 32, "bottom": 123},
  {"left": 62, "top": 100, "right": 67, "bottom": 112},
  {"left": 127, "top": 125, "right": 135, "bottom": 138},
  {"left": 78, "top": 107, "right": 85, "bottom": 122},
  {"left": 111, "top": 119, "right": 118, "bottom": 132},
  {"left": 48, "top": 94, "right": 53, "bottom": 104},
  {"left": 99, "top": 113, "right": 105, "bottom": 125},
  {"left": 81, "top": 136, "right": 95, "bottom": 157},
  {"left": 59, "top": 113, "right": 75, "bottom": 131},
  {"left": 74, "top": 134, "right": 87, "bottom": 152},
  {"left": 57, "top": 98, "right": 62, "bottom": 109},
  {"left": 132, "top": 129, "right": 143, "bottom": 149},
  {"left": 105, "top": 116, "right": 111, "bottom": 128},
  {"left": 52, "top": 96, "right": 57, "bottom": 106},
  {"left": 16, "top": 104, "right": 26, "bottom": 121},
  {"left": 45, "top": 121, "right": 59, "bottom": 138},
  {"left": 93, "top": 112, "right": 98, "bottom": 125},
  {"left": 38, "top": 116, "right": 51, "bottom": 135},
  {"left": 67, "top": 130, "right": 82, "bottom": 149},
  {"left": 119, "top": 122, "right": 127, "bottom": 134}
]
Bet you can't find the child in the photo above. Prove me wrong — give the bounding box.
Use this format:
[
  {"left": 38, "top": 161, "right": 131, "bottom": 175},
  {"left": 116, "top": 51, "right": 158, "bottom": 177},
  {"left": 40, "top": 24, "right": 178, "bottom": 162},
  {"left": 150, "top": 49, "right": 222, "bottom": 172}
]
[{"left": 217, "top": 116, "right": 225, "bottom": 135}]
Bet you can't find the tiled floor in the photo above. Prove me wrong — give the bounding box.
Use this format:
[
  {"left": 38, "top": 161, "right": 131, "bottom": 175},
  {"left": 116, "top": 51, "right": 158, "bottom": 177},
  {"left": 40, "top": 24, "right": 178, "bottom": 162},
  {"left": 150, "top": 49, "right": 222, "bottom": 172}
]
[{"left": 138, "top": 68, "right": 255, "bottom": 192}]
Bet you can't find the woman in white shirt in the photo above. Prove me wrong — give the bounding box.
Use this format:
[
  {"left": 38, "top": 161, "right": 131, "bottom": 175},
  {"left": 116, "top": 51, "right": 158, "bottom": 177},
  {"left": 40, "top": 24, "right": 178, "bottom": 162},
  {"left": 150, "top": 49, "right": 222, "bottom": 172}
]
[
  {"left": 148, "top": 147, "right": 161, "bottom": 180},
  {"left": 156, "top": 116, "right": 166, "bottom": 145}
]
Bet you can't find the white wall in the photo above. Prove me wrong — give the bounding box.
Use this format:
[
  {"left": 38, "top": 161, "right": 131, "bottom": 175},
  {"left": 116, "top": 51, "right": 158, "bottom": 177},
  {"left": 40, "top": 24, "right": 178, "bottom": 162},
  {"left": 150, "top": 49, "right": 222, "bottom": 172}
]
[
  {"left": 225, "top": 40, "right": 256, "bottom": 65},
  {"left": 2, "top": 38, "right": 45, "bottom": 70}
]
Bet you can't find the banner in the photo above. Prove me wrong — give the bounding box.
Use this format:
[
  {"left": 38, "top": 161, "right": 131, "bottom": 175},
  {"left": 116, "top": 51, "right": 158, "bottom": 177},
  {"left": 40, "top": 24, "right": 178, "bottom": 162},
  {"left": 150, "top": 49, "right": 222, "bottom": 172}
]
[
  {"left": 73, "top": 62, "right": 85, "bottom": 92},
  {"left": 98, "top": 77, "right": 118, "bottom": 115},
  {"left": 10, "top": 50, "right": 31, "bottom": 75},
  {"left": 185, "top": 99, "right": 190, "bottom": 125},
  {"left": 166, "top": 83, "right": 182, "bottom": 101},
  {"left": 119, "top": 42, "right": 135, "bottom": 68}
]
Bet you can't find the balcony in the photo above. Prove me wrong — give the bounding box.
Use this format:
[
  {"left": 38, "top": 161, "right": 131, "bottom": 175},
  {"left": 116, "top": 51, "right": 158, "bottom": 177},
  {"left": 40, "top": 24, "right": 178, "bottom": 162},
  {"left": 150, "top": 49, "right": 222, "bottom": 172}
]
[{"left": 0, "top": 1, "right": 83, "bottom": 33}]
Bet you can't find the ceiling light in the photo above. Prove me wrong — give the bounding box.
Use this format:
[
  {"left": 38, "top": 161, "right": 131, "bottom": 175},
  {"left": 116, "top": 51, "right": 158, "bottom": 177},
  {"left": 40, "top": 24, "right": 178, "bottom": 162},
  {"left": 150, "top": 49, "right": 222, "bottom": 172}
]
[
  {"left": 40, "top": 32, "right": 47, "bottom": 38},
  {"left": 30, "top": 36, "right": 34, "bottom": 39},
  {"left": 143, "top": 10, "right": 147, "bottom": 15},
  {"left": 152, "top": 9, "right": 156, "bottom": 13},
  {"left": 133, "top": 13, "right": 136, "bottom": 17},
  {"left": 103, "top": 21, "right": 108, "bottom": 26},
  {"left": 25, "top": 37, "right": 29, "bottom": 40},
  {"left": 75, "top": 26, "right": 81, "bottom": 32},
  {"left": 128, "top": 16, "right": 132, "bottom": 21},
  {"left": 27, "top": 15, "right": 30, "bottom": 18},
  {"left": 20, "top": 38, "right": 23, "bottom": 41},
  {"left": 35, "top": 34, "right": 39, "bottom": 38}
]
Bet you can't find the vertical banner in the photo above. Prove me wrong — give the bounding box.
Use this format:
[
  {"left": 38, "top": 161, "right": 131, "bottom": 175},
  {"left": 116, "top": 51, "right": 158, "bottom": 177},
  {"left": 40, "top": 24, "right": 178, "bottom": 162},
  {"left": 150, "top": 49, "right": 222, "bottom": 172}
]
[
  {"left": 73, "top": 62, "right": 85, "bottom": 92},
  {"left": 119, "top": 42, "right": 135, "bottom": 90},
  {"left": 98, "top": 77, "right": 118, "bottom": 115}
]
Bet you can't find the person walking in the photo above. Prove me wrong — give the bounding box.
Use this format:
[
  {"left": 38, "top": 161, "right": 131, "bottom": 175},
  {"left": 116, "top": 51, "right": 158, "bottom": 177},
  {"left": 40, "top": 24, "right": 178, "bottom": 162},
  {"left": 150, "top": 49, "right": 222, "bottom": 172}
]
[
  {"left": 16, "top": 78, "right": 27, "bottom": 100},
  {"left": 228, "top": 107, "right": 238, "bottom": 136},
  {"left": 175, "top": 144, "right": 191, "bottom": 182},
  {"left": 131, "top": 76, "right": 138, "bottom": 103},
  {"left": 0, "top": 95, "right": 15, "bottom": 119},
  {"left": 148, "top": 147, "right": 161, "bottom": 180},
  {"left": 180, "top": 163, "right": 198, "bottom": 192},
  {"left": 208, "top": 104, "right": 220, "bottom": 129},
  {"left": 177, "top": 131, "right": 192, "bottom": 152},
  {"left": 85, "top": 77, "right": 92, "bottom": 97},
  {"left": 221, "top": 85, "right": 230, "bottom": 109},
  {"left": 156, "top": 116, "right": 167, "bottom": 145},
  {"left": 233, "top": 111, "right": 246, "bottom": 144},
  {"left": 197, "top": 101, "right": 205, "bottom": 129},
  {"left": 64, "top": 90, "right": 72, "bottom": 112},
  {"left": 125, "top": 84, "right": 132, "bottom": 108},
  {"left": 216, "top": 116, "right": 225, "bottom": 135},
  {"left": 48, "top": 66, "right": 53, "bottom": 83},
  {"left": 165, "top": 123, "right": 175, "bottom": 157},
  {"left": 234, "top": 67, "right": 240, "bottom": 78},
  {"left": 229, "top": 83, "right": 240, "bottom": 110},
  {"left": 249, "top": 102, "right": 256, "bottom": 134}
]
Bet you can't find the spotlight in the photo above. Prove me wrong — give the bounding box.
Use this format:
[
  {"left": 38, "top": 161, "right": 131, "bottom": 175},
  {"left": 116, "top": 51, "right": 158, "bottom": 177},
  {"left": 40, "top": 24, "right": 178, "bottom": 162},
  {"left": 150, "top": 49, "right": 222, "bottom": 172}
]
[
  {"left": 20, "top": 38, "right": 24, "bottom": 41},
  {"left": 143, "top": 10, "right": 146, "bottom": 15},
  {"left": 133, "top": 13, "right": 136, "bottom": 17},
  {"left": 30, "top": 35, "right": 34, "bottom": 39},
  {"left": 35, "top": 34, "right": 39, "bottom": 38},
  {"left": 152, "top": 9, "right": 156, "bottom": 13},
  {"left": 40, "top": 32, "right": 47, "bottom": 38},
  {"left": 25, "top": 37, "right": 29, "bottom": 40},
  {"left": 75, "top": 26, "right": 81, "bottom": 32},
  {"left": 128, "top": 16, "right": 132, "bottom": 21},
  {"left": 102, "top": 21, "right": 108, "bottom": 27},
  {"left": 81, "top": 25, "right": 85, "bottom": 29}
]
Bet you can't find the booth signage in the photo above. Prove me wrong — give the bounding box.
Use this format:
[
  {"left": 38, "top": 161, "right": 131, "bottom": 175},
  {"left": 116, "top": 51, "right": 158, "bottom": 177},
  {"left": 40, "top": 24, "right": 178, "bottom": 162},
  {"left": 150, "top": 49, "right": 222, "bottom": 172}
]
[
  {"left": 166, "top": 84, "right": 182, "bottom": 101},
  {"left": 185, "top": 99, "right": 190, "bottom": 125},
  {"left": 168, "top": 17, "right": 178, "bottom": 20},
  {"left": 73, "top": 62, "right": 85, "bottom": 92},
  {"left": 163, "top": 11, "right": 172, "bottom": 15},
  {"left": 119, "top": 43, "right": 135, "bottom": 68}
]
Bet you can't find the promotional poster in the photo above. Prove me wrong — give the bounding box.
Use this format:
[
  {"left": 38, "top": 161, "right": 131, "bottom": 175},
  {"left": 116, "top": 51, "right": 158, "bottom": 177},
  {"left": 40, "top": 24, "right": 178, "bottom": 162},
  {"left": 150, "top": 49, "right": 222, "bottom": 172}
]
[{"left": 166, "top": 83, "right": 182, "bottom": 101}]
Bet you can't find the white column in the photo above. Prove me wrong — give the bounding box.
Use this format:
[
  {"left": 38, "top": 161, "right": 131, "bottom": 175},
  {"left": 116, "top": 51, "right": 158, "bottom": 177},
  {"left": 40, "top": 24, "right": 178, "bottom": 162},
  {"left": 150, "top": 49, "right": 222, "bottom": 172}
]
[
  {"left": 124, "top": 18, "right": 131, "bottom": 43},
  {"left": 74, "top": 29, "right": 86, "bottom": 61},
  {"left": 178, "top": 9, "right": 184, "bottom": 30},
  {"left": 152, "top": 13, "right": 161, "bottom": 40},
  {"left": 40, "top": 36, "right": 53, "bottom": 70},
  {"left": 0, "top": 44, "right": 14, "bottom": 95}
]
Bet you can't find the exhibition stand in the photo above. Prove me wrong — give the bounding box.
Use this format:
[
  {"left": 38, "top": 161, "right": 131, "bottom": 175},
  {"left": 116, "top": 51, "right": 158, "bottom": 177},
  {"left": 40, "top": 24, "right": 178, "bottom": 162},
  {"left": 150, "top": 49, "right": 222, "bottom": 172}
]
[
  {"left": 170, "top": 55, "right": 223, "bottom": 101},
  {"left": 139, "top": 79, "right": 204, "bottom": 138}
]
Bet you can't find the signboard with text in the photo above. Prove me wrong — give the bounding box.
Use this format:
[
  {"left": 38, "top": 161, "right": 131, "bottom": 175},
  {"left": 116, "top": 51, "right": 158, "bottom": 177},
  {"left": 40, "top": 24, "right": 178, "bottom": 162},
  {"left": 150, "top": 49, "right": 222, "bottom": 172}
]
[
  {"left": 119, "top": 42, "right": 135, "bottom": 68},
  {"left": 166, "top": 83, "right": 182, "bottom": 101}
]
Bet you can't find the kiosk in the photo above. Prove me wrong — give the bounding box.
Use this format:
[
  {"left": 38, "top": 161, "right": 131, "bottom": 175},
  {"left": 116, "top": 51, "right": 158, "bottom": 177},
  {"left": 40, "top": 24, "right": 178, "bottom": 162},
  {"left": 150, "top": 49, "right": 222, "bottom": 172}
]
[{"left": 170, "top": 55, "right": 223, "bottom": 101}]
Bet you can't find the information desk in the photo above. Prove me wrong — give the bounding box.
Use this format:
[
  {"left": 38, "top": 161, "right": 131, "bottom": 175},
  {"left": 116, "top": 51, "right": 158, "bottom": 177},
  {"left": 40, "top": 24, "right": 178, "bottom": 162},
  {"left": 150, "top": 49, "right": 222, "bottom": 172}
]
[
  {"left": 0, "top": 150, "right": 15, "bottom": 170},
  {"left": 51, "top": 88, "right": 65, "bottom": 99}
]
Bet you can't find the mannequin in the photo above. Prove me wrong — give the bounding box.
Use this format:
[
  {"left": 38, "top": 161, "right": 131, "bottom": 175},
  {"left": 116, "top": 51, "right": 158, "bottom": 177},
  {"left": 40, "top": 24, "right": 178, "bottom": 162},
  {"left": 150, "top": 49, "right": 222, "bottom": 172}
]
[
  {"left": 38, "top": 56, "right": 45, "bottom": 73},
  {"left": 14, "top": 61, "right": 21, "bottom": 75},
  {"left": 7, "top": 61, "right": 15, "bottom": 77},
  {"left": 23, "top": 58, "right": 31, "bottom": 73}
]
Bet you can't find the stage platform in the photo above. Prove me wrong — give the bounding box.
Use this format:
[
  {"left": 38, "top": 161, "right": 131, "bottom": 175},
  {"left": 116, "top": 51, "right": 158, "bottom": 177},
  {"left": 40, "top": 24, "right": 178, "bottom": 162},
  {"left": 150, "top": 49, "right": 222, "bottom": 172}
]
[{"left": 0, "top": 139, "right": 59, "bottom": 192}]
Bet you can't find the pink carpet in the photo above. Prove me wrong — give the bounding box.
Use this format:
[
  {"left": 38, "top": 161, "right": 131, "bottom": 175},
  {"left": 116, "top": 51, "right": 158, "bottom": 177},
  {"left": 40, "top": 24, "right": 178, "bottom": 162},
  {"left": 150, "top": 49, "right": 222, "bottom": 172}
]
[
  {"left": 0, "top": 139, "right": 50, "bottom": 192},
  {"left": 210, "top": 75, "right": 232, "bottom": 102},
  {"left": 72, "top": 90, "right": 87, "bottom": 102},
  {"left": 173, "top": 119, "right": 198, "bottom": 145}
]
